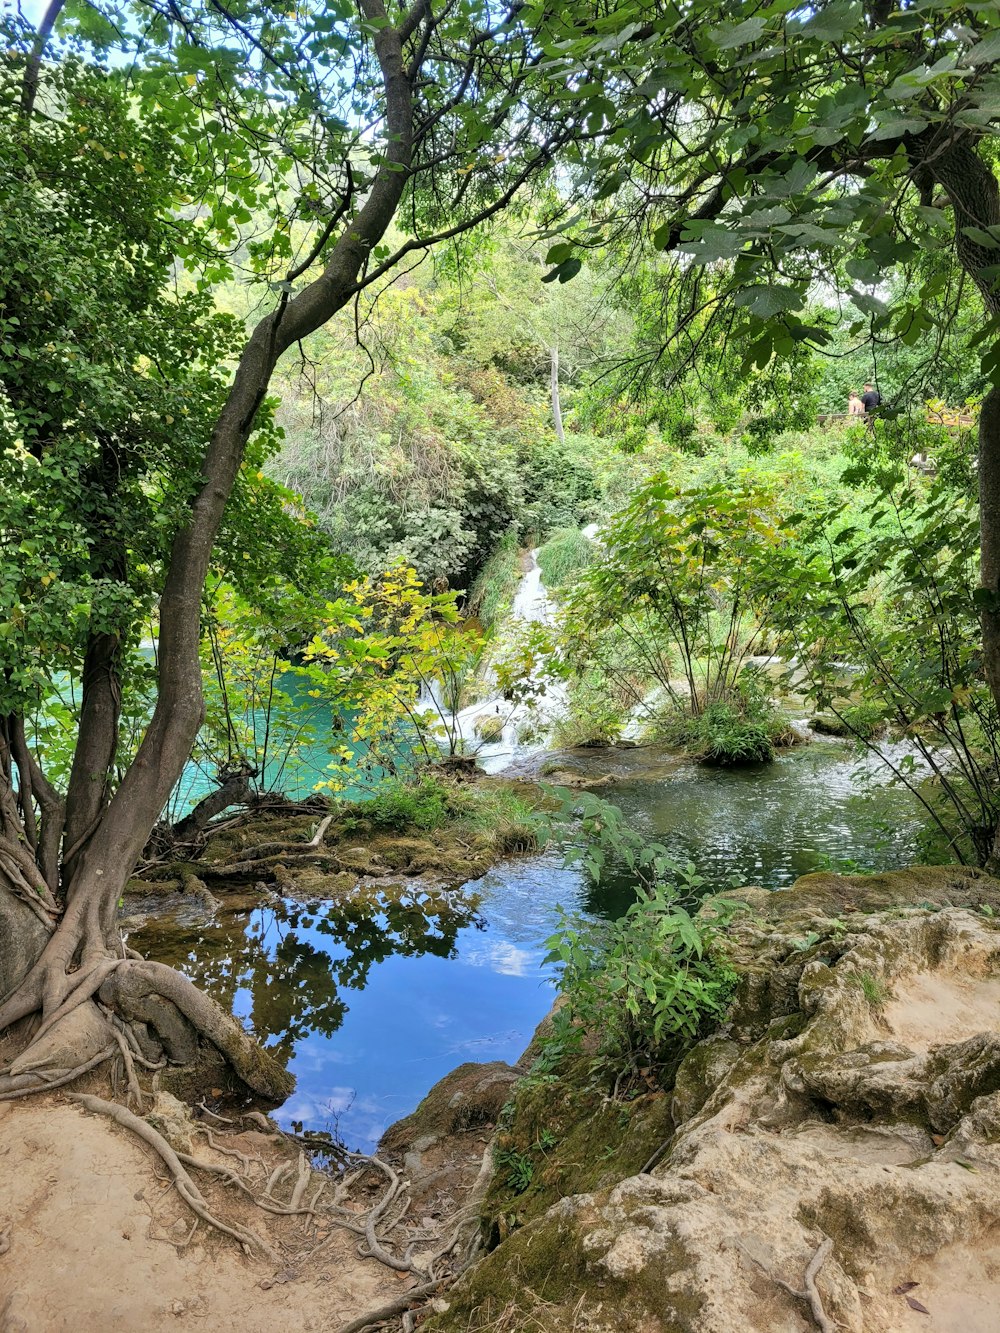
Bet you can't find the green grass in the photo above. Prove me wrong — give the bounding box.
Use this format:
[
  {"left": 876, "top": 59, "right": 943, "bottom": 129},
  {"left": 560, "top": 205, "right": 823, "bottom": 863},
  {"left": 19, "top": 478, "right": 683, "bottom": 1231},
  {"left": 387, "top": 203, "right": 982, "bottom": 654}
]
[
  {"left": 352, "top": 773, "right": 542, "bottom": 853},
  {"left": 453, "top": 782, "right": 542, "bottom": 854},
  {"left": 467, "top": 530, "right": 521, "bottom": 628},
  {"left": 363, "top": 774, "right": 451, "bottom": 830},
  {"left": 536, "top": 527, "right": 596, "bottom": 589},
  {"left": 850, "top": 970, "right": 891, "bottom": 1009}
]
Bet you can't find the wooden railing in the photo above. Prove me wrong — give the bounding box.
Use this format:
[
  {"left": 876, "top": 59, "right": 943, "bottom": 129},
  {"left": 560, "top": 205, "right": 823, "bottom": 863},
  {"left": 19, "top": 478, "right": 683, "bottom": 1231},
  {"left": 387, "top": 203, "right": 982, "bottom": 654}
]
[{"left": 816, "top": 408, "right": 977, "bottom": 430}]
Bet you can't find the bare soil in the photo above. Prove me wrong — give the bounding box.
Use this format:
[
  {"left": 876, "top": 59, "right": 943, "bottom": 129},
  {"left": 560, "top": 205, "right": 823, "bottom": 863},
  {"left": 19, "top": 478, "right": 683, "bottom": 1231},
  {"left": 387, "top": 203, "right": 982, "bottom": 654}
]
[
  {"left": 0, "top": 1096, "right": 404, "bottom": 1333},
  {"left": 883, "top": 969, "right": 1000, "bottom": 1052}
]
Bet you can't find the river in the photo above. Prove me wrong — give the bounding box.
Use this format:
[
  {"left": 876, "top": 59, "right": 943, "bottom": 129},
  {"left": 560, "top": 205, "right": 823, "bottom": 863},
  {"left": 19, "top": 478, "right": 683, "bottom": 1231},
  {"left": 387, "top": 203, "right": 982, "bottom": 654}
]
[{"left": 133, "top": 668, "right": 934, "bottom": 1152}]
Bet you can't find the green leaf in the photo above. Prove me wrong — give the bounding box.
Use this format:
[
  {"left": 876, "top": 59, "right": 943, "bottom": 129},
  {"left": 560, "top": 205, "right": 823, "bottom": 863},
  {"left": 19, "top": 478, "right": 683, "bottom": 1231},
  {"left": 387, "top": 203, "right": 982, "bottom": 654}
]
[
  {"left": 709, "top": 17, "right": 768, "bottom": 49},
  {"left": 967, "top": 30, "right": 1000, "bottom": 66}
]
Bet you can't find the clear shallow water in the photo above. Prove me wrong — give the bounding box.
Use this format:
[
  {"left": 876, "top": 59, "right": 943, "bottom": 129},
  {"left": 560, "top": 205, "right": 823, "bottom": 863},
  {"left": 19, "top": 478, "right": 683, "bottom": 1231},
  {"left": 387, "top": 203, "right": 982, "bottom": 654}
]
[{"left": 133, "top": 740, "right": 934, "bottom": 1152}]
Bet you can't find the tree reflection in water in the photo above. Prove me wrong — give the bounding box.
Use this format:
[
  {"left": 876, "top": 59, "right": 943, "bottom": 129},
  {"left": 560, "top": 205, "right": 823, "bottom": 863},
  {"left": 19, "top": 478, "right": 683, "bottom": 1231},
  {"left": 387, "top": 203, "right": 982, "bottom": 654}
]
[{"left": 129, "top": 886, "right": 485, "bottom": 1054}]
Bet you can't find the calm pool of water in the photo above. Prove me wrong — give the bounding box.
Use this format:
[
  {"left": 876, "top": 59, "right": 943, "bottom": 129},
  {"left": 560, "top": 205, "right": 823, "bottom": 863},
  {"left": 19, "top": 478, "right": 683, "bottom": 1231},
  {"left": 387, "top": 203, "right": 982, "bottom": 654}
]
[{"left": 133, "top": 740, "right": 934, "bottom": 1151}]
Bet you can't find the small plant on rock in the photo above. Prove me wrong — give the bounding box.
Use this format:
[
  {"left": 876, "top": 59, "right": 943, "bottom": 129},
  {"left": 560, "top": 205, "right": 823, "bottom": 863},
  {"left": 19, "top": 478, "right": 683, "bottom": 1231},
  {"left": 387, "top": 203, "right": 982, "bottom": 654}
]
[
  {"left": 850, "top": 970, "right": 891, "bottom": 1009},
  {"left": 544, "top": 881, "right": 737, "bottom": 1071},
  {"left": 494, "top": 1147, "right": 535, "bottom": 1194}
]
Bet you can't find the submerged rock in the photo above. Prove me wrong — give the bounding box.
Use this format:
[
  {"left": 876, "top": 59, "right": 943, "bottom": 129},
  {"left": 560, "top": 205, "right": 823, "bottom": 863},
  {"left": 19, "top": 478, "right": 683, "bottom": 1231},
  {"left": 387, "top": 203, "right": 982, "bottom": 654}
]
[{"left": 427, "top": 865, "right": 1000, "bottom": 1332}]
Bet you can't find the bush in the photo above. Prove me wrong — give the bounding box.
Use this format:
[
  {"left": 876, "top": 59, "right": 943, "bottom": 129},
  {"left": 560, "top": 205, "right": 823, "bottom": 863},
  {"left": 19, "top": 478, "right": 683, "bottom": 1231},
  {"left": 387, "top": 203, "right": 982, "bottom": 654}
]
[
  {"left": 654, "top": 669, "right": 795, "bottom": 765},
  {"left": 842, "top": 700, "right": 888, "bottom": 741},
  {"left": 365, "top": 774, "right": 451, "bottom": 830},
  {"left": 550, "top": 668, "right": 629, "bottom": 748},
  {"left": 536, "top": 527, "right": 597, "bottom": 589},
  {"left": 544, "top": 878, "right": 737, "bottom": 1067}
]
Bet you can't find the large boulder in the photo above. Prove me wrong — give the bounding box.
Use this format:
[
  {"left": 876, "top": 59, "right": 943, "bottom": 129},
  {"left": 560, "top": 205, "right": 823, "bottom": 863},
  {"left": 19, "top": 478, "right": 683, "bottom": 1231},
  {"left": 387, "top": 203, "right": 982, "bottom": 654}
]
[
  {"left": 427, "top": 867, "right": 1000, "bottom": 1331},
  {"left": 0, "top": 894, "right": 48, "bottom": 1001}
]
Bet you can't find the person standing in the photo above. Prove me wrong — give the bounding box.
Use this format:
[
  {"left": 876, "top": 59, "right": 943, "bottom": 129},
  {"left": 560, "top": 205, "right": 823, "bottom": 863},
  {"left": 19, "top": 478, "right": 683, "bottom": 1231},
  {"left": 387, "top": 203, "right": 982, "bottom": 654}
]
[
  {"left": 861, "top": 383, "right": 881, "bottom": 414},
  {"left": 848, "top": 390, "right": 863, "bottom": 416}
]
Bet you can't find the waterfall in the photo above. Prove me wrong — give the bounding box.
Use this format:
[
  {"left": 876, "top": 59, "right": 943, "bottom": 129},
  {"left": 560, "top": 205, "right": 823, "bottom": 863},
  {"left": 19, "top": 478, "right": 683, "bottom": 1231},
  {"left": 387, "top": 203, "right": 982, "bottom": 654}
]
[{"left": 426, "top": 547, "right": 566, "bottom": 774}]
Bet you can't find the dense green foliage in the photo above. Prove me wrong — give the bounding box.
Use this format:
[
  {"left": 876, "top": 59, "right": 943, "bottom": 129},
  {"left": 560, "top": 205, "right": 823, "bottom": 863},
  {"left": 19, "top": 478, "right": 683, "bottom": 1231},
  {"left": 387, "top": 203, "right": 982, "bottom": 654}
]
[
  {"left": 8, "top": 0, "right": 1000, "bottom": 872},
  {"left": 549, "top": 477, "right": 802, "bottom": 761},
  {"left": 542, "top": 792, "right": 738, "bottom": 1067},
  {"left": 536, "top": 529, "right": 596, "bottom": 590}
]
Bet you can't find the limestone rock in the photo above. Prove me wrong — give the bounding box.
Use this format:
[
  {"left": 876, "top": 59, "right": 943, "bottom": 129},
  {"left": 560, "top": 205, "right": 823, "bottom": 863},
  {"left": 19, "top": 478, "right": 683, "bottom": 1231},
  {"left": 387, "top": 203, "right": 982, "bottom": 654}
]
[
  {"left": 428, "top": 867, "right": 1000, "bottom": 1331},
  {"left": 380, "top": 1061, "right": 521, "bottom": 1158},
  {"left": 8, "top": 1001, "right": 111, "bottom": 1077},
  {"left": 146, "top": 1091, "right": 197, "bottom": 1154}
]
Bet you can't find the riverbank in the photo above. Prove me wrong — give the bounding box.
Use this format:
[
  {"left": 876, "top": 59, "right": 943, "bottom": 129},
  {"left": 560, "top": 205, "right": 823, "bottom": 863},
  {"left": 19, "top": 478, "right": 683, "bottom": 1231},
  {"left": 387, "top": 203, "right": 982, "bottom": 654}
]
[
  {"left": 7, "top": 864, "right": 1000, "bottom": 1332},
  {"left": 121, "top": 738, "right": 938, "bottom": 1152},
  {"left": 126, "top": 773, "right": 544, "bottom": 917},
  {"left": 426, "top": 864, "right": 1000, "bottom": 1332}
]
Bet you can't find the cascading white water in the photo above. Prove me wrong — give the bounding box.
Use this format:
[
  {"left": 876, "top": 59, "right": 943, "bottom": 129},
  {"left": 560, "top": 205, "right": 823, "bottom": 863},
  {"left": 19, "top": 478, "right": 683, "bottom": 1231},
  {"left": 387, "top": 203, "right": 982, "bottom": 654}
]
[
  {"left": 510, "top": 549, "right": 554, "bottom": 625},
  {"left": 425, "top": 546, "right": 568, "bottom": 774}
]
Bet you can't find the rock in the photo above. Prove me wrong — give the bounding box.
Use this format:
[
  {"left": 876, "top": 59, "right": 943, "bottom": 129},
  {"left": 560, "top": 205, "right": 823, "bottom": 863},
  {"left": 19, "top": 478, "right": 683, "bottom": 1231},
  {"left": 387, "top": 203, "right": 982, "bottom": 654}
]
[
  {"left": 146, "top": 1092, "right": 197, "bottom": 1154},
  {"left": 926, "top": 1034, "right": 1000, "bottom": 1132},
  {"left": 426, "top": 866, "right": 1000, "bottom": 1332},
  {"left": 474, "top": 715, "right": 504, "bottom": 744},
  {"left": 670, "top": 1035, "right": 741, "bottom": 1125},
  {"left": 9, "top": 1001, "right": 111, "bottom": 1077},
  {"left": 538, "top": 768, "right": 617, "bottom": 790},
  {"left": 380, "top": 1062, "right": 522, "bottom": 1158},
  {"left": 809, "top": 713, "right": 851, "bottom": 736},
  {"left": 380, "top": 1062, "right": 522, "bottom": 1255},
  {"left": 0, "top": 1291, "right": 30, "bottom": 1333}
]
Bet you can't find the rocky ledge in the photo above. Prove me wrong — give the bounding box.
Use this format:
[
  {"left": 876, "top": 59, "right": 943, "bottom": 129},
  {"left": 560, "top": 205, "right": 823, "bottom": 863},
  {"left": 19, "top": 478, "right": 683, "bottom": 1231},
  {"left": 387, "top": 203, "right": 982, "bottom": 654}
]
[{"left": 426, "top": 865, "right": 1000, "bottom": 1332}]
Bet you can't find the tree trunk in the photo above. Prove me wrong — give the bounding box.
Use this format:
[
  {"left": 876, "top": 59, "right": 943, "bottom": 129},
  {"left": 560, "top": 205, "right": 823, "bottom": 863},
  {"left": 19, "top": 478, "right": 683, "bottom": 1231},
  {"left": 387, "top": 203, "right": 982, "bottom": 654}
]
[
  {"left": 980, "top": 389, "right": 1000, "bottom": 709},
  {"left": 550, "top": 343, "right": 564, "bottom": 443},
  {"left": 170, "top": 769, "right": 255, "bottom": 843},
  {"left": 0, "top": 0, "right": 418, "bottom": 1104}
]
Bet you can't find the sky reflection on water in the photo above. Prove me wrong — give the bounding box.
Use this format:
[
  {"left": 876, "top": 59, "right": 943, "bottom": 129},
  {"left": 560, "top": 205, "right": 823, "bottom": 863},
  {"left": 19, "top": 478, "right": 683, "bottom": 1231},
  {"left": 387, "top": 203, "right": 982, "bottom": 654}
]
[{"left": 134, "top": 742, "right": 932, "bottom": 1151}]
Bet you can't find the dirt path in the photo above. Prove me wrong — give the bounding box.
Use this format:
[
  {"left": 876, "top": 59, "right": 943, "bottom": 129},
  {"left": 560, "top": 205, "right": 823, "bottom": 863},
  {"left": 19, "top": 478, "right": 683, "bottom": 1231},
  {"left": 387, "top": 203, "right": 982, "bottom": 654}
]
[{"left": 0, "top": 1096, "right": 405, "bottom": 1333}]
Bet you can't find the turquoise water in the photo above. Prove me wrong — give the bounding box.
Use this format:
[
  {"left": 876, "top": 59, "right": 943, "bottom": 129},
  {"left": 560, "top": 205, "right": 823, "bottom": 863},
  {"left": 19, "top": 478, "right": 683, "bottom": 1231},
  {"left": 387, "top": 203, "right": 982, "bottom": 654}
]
[
  {"left": 168, "top": 673, "right": 413, "bottom": 817},
  {"left": 132, "top": 739, "right": 934, "bottom": 1152}
]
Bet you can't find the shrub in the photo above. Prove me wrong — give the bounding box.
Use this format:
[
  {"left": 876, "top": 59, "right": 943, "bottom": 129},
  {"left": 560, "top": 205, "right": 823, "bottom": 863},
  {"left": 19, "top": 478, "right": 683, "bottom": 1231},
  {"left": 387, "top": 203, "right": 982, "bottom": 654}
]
[
  {"left": 536, "top": 527, "right": 597, "bottom": 589},
  {"left": 365, "top": 775, "right": 451, "bottom": 830},
  {"left": 654, "top": 669, "right": 795, "bottom": 765},
  {"left": 544, "top": 879, "right": 737, "bottom": 1068},
  {"left": 841, "top": 700, "right": 887, "bottom": 741},
  {"left": 550, "top": 669, "right": 628, "bottom": 748}
]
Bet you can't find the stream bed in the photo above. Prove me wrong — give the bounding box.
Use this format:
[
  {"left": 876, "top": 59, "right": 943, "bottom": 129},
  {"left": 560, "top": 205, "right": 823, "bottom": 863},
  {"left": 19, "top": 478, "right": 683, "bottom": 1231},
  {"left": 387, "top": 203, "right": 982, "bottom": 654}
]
[{"left": 132, "top": 737, "right": 934, "bottom": 1152}]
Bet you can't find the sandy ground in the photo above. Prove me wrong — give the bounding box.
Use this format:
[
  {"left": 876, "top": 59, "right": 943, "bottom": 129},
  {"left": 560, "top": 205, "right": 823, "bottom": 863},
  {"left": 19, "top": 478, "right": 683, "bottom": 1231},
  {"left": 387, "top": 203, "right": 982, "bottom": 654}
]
[
  {"left": 883, "top": 969, "right": 1000, "bottom": 1051},
  {"left": 0, "top": 1097, "right": 405, "bottom": 1333}
]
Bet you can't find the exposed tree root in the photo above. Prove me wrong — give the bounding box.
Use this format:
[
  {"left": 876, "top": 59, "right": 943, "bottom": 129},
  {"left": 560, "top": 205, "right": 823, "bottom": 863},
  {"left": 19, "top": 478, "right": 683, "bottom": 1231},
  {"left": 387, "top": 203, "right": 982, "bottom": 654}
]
[
  {"left": 99, "top": 958, "right": 293, "bottom": 1098},
  {"left": 0, "top": 1048, "right": 115, "bottom": 1100},
  {"left": 68, "top": 1093, "right": 281, "bottom": 1261},
  {"left": 332, "top": 1278, "right": 445, "bottom": 1333},
  {"left": 739, "top": 1235, "right": 836, "bottom": 1333}
]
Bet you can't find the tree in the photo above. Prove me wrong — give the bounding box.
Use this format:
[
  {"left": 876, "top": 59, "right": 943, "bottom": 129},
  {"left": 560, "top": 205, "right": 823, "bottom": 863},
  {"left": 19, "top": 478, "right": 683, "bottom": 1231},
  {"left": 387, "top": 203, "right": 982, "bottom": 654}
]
[
  {"left": 0, "top": 0, "right": 582, "bottom": 1099},
  {"left": 528, "top": 1, "right": 1000, "bottom": 790}
]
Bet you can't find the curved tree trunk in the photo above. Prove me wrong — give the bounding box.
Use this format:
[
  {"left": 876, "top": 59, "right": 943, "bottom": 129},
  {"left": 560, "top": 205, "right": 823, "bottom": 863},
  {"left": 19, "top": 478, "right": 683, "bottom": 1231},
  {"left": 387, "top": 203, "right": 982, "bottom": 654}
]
[{"left": 0, "top": 0, "right": 418, "bottom": 1104}]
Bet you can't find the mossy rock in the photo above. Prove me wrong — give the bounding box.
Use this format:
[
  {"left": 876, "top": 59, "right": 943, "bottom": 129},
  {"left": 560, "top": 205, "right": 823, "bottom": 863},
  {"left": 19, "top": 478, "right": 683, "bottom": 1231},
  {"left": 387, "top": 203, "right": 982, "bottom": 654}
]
[
  {"left": 380, "top": 1061, "right": 522, "bottom": 1156},
  {"left": 809, "top": 713, "right": 852, "bottom": 737},
  {"left": 474, "top": 714, "right": 505, "bottom": 743},
  {"left": 481, "top": 1057, "right": 673, "bottom": 1241},
  {"left": 722, "top": 865, "right": 1000, "bottom": 922}
]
